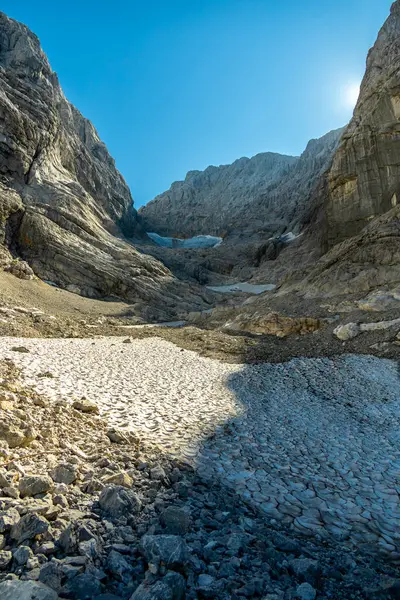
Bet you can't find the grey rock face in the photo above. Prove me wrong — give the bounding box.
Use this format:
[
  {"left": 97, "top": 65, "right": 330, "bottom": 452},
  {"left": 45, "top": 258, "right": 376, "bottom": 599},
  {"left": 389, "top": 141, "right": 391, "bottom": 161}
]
[
  {"left": 139, "top": 130, "right": 342, "bottom": 239},
  {"left": 0, "top": 12, "right": 210, "bottom": 320},
  {"left": 324, "top": 0, "right": 400, "bottom": 245}
]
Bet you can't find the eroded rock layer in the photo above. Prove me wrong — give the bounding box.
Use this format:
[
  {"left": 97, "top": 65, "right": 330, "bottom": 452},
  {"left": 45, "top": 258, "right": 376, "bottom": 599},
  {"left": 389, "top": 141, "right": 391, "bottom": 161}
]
[
  {"left": 0, "top": 12, "right": 209, "bottom": 319},
  {"left": 324, "top": 1, "right": 400, "bottom": 246}
]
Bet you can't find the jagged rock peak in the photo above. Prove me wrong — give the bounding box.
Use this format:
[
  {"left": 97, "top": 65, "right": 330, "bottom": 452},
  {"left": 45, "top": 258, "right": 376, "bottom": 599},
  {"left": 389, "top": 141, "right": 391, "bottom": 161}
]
[
  {"left": 324, "top": 0, "right": 400, "bottom": 245},
  {"left": 139, "top": 130, "right": 343, "bottom": 239}
]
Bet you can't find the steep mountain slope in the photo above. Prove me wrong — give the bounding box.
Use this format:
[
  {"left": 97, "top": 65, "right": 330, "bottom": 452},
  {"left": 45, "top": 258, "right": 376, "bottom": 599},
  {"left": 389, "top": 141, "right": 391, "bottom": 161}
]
[
  {"left": 139, "top": 129, "right": 343, "bottom": 239},
  {"left": 324, "top": 0, "right": 400, "bottom": 247},
  {"left": 0, "top": 12, "right": 210, "bottom": 319}
]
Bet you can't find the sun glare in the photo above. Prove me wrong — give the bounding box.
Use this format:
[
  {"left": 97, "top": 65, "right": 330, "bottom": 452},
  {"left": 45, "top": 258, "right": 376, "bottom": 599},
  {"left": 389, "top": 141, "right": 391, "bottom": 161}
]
[{"left": 344, "top": 82, "right": 361, "bottom": 108}]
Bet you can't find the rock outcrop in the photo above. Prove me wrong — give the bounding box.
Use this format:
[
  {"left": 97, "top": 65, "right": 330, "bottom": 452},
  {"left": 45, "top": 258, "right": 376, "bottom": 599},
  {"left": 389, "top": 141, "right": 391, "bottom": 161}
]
[
  {"left": 139, "top": 129, "right": 343, "bottom": 239},
  {"left": 324, "top": 0, "right": 400, "bottom": 247},
  {"left": 0, "top": 12, "right": 210, "bottom": 320}
]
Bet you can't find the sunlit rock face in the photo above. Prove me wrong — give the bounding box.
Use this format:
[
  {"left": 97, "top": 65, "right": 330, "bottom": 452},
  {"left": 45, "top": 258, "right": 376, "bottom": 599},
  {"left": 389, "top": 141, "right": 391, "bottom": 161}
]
[
  {"left": 324, "top": 0, "right": 400, "bottom": 246},
  {"left": 0, "top": 12, "right": 211, "bottom": 319},
  {"left": 139, "top": 130, "right": 343, "bottom": 240}
]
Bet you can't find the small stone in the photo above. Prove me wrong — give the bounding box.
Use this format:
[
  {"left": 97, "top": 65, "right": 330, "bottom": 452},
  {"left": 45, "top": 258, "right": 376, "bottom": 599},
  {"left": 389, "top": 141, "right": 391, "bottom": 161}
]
[
  {"left": 0, "top": 550, "right": 12, "bottom": 569},
  {"left": 150, "top": 465, "right": 166, "bottom": 481},
  {"left": 53, "top": 494, "right": 69, "bottom": 508},
  {"left": 51, "top": 464, "right": 77, "bottom": 485},
  {"left": 10, "top": 513, "right": 49, "bottom": 544},
  {"left": 141, "top": 535, "right": 188, "bottom": 568},
  {"left": 72, "top": 398, "right": 99, "bottom": 414},
  {"left": 289, "top": 558, "right": 320, "bottom": 585},
  {"left": 106, "top": 428, "right": 129, "bottom": 444},
  {"left": 0, "top": 422, "right": 37, "bottom": 448},
  {"left": 3, "top": 485, "right": 19, "bottom": 498},
  {"left": 103, "top": 472, "right": 133, "bottom": 488},
  {"left": 123, "top": 338, "right": 132, "bottom": 344},
  {"left": 107, "top": 549, "right": 133, "bottom": 583},
  {"left": 295, "top": 582, "right": 316, "bottom": 600},
  {"left": 99, "top": 485, "right": 141, "bottom": 518},
  {"left": 333, "top": 322, "right": 360, "bottom": 340},
  {"left": 19, "top": 475, "right": 53, "bottom": 498},
  {"left": 198, "top": 573, "right": 215, "bottom": 587},
  {"left": 13, "top": 545, "right": 33, "bottom": 566}
]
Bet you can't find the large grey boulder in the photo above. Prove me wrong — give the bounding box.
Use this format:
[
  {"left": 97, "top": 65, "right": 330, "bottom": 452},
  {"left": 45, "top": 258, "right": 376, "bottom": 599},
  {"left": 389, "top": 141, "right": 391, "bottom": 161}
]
[
  {"left": 98, "top": 485, "right": 141, "bottom": 518},
  {"left": 0, "top": 580, "right": 58, "bottom": 600},
  {"left": 130, "top": 572, "right": 185, "bottom": 600},
  {"left": 19, "top": 474, "right": 53, "bottom": 497}
]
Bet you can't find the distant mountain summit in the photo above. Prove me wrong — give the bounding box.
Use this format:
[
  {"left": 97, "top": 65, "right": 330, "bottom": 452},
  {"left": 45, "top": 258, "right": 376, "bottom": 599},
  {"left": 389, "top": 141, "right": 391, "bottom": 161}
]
[{"left": 139, "top": 129, "right": 343, "bottom": 239}]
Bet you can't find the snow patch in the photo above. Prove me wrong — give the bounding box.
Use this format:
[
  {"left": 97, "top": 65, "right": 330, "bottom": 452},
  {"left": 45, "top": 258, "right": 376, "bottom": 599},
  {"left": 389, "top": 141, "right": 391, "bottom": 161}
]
[{"left": 147, "top": 233, "right": 223, "bottom": 249}]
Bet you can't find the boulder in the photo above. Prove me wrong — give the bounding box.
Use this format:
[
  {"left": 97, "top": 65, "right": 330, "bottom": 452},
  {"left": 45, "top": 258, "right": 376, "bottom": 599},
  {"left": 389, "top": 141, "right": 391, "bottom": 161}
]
[
  {"left": 50, "top": 464, "right": 77, "bottom": 485},
  {"left": 19, "top": 475, "right": 53, "bottom": 497},
  {"left": 161, "top": 506, "right": 191, "bottom": 535},
  {"left": 0, "top": 580, "right": 58, "bottom": 600},
  {"left": 0, "top": 549, "right": 12, "bottom": 569},
  {"left": 333, "top": 322, "right": 360, "bottom": 341},
  {"left": 10, "top": 513, "right": 49, "bottom": 544},
  {"left": 103, "top": 472, "right": 133, "bottom": 488},
  {"left": 0, "top": 422, "right": 37, "bottom": 448},
  {"left": 5, "top": 260, "right": 34, "bottom": 280},
  {"left": 140, "top": 535, "right": 188, "bottom": 569},
  {"left": 0, "top": 508, "right": 20, "bottom": 532},
  {"left": 13, "top": 545, "right": 34, "bottom": 566},
  {"left": 98, "top": 485, "right": 141, "bottom": 518}
]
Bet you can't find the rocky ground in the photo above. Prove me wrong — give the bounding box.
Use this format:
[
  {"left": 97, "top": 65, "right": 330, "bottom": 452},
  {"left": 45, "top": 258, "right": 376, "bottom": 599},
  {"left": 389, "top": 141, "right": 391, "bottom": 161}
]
[{"left": 0, "top": 338, "right": 398, "bottom": 599}]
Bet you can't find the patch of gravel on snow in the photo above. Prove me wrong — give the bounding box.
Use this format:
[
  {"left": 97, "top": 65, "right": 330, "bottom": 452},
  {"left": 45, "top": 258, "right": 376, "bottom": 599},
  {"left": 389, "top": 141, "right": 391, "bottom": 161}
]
[{"left": 0, "top": 336, "right": 399, "bottom": 559}]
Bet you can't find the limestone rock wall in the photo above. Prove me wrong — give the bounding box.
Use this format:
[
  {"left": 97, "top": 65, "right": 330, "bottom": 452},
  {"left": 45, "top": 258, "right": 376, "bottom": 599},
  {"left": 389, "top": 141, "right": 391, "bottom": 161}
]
[
  {"left": 139, "top": 130, "right": 343, "bottom": 239},
  {"left": 0, "top": 12, "right": 211, "bottom": 319},
  {"left": 325, "top": 0, "right": 400, "bottom": 246}
]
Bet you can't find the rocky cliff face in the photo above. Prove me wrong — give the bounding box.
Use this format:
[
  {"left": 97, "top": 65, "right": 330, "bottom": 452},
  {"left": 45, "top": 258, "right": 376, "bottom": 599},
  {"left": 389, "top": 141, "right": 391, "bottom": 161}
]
[
  {"left": 0, "top": 12, "right": 210, "bottom": 319},
  {"left": 139, "top": 129, "right": 343, "bottom": 239},
  {"left": 324, "top": 0, "right": 400, "bottom": 247}
]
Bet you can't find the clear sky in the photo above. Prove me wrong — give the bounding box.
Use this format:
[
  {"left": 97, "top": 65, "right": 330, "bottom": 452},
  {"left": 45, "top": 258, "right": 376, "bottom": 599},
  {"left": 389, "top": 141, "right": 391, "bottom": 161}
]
[{"left": 2, "top": 0, "right": 393, "bottom": 207}]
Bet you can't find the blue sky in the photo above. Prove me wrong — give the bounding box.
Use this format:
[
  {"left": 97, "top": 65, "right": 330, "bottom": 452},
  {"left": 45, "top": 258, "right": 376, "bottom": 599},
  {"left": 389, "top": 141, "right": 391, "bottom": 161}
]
[{"left": 2, "top": 0, "right": 393, "bottom": 206}]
